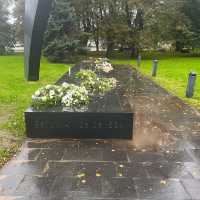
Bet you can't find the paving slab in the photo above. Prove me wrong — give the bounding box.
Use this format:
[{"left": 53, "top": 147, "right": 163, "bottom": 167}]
[{"left": 0, "top": 69, "right": 200, "bottom": 200}]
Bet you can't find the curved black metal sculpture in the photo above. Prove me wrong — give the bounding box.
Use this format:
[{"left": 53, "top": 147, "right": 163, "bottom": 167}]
[{"left": 24, "top": 0, "right": 53, "bottom": 81}]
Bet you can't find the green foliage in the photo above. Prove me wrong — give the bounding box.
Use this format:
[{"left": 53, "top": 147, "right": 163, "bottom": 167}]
[
  {"left": 0, "top": 144, "right": 20, "bottom": 167},
  {"left": 75, "top": 70, "right": 97, "bottom": 81},
  {"left": 32, "top": 63, "right": 117, "bottom": 109},
  {"left": 184, "top": 0, "right": 200, "bottom": 48},
  {"left": 12, "top": 0, "right": 200, "bottom": 59},
  {"left": 31, "top": 83, "right": 90, "bottom": 109},
  {"left": 31, "top": 85, "right": 62, "bottom": 109},
  {"left": 13, "top": 0, "right": 25, "bottom": 43},
  {"left": 61, "top": 83, "right": 90, "bottom": 108},
  {"left": 0, "top": 0, "right": 15, "bottom": 55},
  {"left": 75, "top": 69, "right": 117, "bottom": 95},
  {"left": 96, "top": 78, "right": 117, "bottom": 95},
  {"left": 43, "top": 0, "right": 81, "bottom": 62}
]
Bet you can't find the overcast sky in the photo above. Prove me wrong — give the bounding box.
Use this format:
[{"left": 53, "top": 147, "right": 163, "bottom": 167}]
[{"left": 8, "top": 3, "right": 15, "bottom": 24}]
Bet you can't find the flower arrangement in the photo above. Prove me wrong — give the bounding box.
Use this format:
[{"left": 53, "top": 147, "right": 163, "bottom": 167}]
[
  {"left": 94, "top": 58, "right": 113, "bottom": 73},
  {"left": 31, "top": 59, "right": 118, "bottom": 109},
  {"left": 32, "top": 83, "right": 89, "bottom": 109},
  {"left": 61, "top": 83, "right": 89, "bottom": 107},
  {"left": 32, "top": 85, "right": 62, "bottom": 109},
  {"left": 75, "top": 69, "right": 97, "bottom": 81},
  {"left": 75, "top": 70, "right": 117, "bottom": 95},
  {"left": 97, "top": 77, "right": 118, "bottom": 95}
]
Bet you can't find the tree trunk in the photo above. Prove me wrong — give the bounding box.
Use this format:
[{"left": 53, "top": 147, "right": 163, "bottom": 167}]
[
  {"left": 95, "top": 39, "right": 99, "bottom": 52},
  {"left": 130, "top": 45, "right": 139, "bottom": 58},
  {"left": 175, "top": 41, "right": 183, "bottom": 52},
  {"left": 106, "top": 42, "right": 114, "bottom": 57}
]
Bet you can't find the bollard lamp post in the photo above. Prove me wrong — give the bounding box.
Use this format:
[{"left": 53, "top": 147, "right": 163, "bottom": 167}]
[
  {"left": 137, "top": 54, "right": 142, "bottom": 67},
  {"left": 152, "top": 59, "right": 158, "bottom": 77},
  {"left": 186, "top": 72, "right": 197, "bottom": 98}
]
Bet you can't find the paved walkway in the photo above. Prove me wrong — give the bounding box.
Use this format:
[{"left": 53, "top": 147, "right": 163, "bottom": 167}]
[{"left": 0, "top": 70, "right": 200, "bottom": 200}]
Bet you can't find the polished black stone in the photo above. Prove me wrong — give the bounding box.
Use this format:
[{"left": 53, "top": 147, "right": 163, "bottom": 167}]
[
  {"left": 25, "top": 64, "right": 134, "bottom": 139},
  {"left": 24, "top": 0, "right": 53, "bottom": 81},
  {"left": 146, "top": 162, "right": 193, "bottom": 179},
  {"left": 135, "top": 179, "right": 190, "bottom": 200},
  {"left": 0, "top": 175, "right": 24, "bottom": 195},
  {"left": 115, "top": 162, "right": 148, "bottom": 178},
  {"left": 164, "top": 150, "right": 194, "bottom": 162},
  {"left": 181, "top": 179, "right": 200, "bottom": 200},
  {"left": 73, "top": 162, "right": 116, "bottom": 178},
  {"left": 45, "top": 161, "right": 76, "bottom": 177},
  {"left": 27, "top": 139, "right": 79, "bottom": 149},
  {"left": 101, "top": 178, "right": 137, "bottom": 198},
  {"left": 37, "top": 149, "right": 64, "bottom": 161},
  {"left": 127, "top": 151, "right": 166, "bottom": 163},
  {"left": 102, "top": 149, "right": 128, "bottom": 162},
  {"left": 0, "top": 161, "right": 46, "bottom": 176},
  {"left": 63, "top": 148, "right": 103, "bottom": 161},
  {"left": 15, "top": 148, "right": 41, "bottom": 161},
  {"left": 15, "top": 176, "right": 54, "bottom": 196}
]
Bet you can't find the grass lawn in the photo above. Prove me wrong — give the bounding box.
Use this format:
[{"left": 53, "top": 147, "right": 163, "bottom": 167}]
[
  {"left": 112, "top": 56, "right": 200, "bottom": 111},
  {"left": 0, "top": 54, "right": 71, "bottom": 165}
]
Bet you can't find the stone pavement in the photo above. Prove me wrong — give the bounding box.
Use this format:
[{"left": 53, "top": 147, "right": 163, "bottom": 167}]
[{"left": 0, "top": 70, "right": 200, "bottom": 200}]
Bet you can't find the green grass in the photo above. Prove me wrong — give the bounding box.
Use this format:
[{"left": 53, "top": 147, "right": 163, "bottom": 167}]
[
  {"left": 0, "top": 144, "right": 20, "bottom": 167},
  {"left": 0, "top": 54, "right": 71, "bottom": 136},
  {"left": 112, "top": 56, "right": 200, "bottom": 111}
]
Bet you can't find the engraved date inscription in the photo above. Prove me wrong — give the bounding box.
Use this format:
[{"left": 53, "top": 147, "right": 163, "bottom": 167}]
[{"left": 32, "top": 118, "right": 124, "bottom": 129}]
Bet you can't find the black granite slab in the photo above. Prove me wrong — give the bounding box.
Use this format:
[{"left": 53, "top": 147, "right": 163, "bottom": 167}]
[{"left": 25, "top": 62, "right": 134, "bottom": 139}]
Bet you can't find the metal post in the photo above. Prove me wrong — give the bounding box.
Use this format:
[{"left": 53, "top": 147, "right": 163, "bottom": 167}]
[
  {"left": 152, "top": 59, "right": 158, "bottom": 77},
  {"left": 186, "top": 72, "right": 197, "bottom": 98},
  {"left": 137, "top": 54, "right": 142, "bottom": 67},
  {"left": 68, "top": 67, "right": 71, "bottom": 77}
]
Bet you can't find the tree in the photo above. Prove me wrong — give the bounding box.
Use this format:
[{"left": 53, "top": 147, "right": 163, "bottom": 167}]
[
  {"left": 0, "top": 0, "right": 15, "bottom": 54},
  {"left": 184, "top": 0, "right": 200, "bottom": 48},
  {"left": 13, "top": 0, "right": 25, "bottom": 43},
  {"left": 43, "top": 0, "right": 81, "bottom": 62},
  {"left": 141, "top": 0, "right": 193, "bottom": 51}
]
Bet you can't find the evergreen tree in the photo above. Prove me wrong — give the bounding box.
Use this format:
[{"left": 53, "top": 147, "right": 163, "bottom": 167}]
[
  {"left": 0, "top": 0, "right": 15, "bottom": 54},
  {"left": 184, "top": 0, "right": 200, "bottom": 48},
  {"left": 43, "top": 0, "right": 81, "bottom": 62},
  {"left": 14, "top": 0, "right": 25, "bottom": 43}
]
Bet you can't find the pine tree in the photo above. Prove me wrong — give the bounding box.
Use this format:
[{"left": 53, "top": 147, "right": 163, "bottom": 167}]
[
  {"left": 184, "top": 0, "right": 200, "bottom": 48},
  {"left": 43, "top": 0, "right": 80, "bottom": 62}
]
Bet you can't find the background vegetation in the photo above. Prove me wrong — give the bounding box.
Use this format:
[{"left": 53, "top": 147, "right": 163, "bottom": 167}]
[{"left": 12, "top": 0, "right": 200, "bottom": 61}]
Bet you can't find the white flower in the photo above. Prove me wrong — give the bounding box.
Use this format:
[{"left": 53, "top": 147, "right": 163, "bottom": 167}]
[
  {"left": 42, "top": 96, "right": 47, "bottom": 102},
  {"left": 45, "top": 85, "right": 52, "bottom": 90},
  {"left": 62, "top": 82, "right": 70, "bottom": 88},
  {"left": 49, "top": 90, "right": 55, "bottom": 96},
  {"left": 35, "top": 90, "right": 41, "bottom": 97}
]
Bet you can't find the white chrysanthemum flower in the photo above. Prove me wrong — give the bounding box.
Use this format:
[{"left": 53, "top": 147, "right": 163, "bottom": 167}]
[
  {"left": 35, "top": 90, "right": 41, "bottom": 97},
  {"left": 45, "top": 85, "right": 52, "bottom": 90},
  {"left": 49, "top": 90, "right": 55, "bottom": 96},
  {"left": 41, "top": 96, "right": 47, "bottom": 102},
  {"left": 62, "top": 82, "right": 69, "bottom": 88}
]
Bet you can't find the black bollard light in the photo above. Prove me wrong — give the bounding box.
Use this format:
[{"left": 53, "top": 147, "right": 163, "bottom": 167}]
[
  {"left": 137, "top": 54, "right": 142, "bottom": 67},
  {"left": 186, "top": 72, "right": 197, "bottom": 98},
  {"left": 152, "top": 59, "right": 158, "bottom": 77}
]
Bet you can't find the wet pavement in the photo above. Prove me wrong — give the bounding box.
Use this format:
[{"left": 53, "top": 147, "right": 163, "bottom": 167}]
[{"left": 0, "top": 69, "right": 200, "bottom": 200}]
